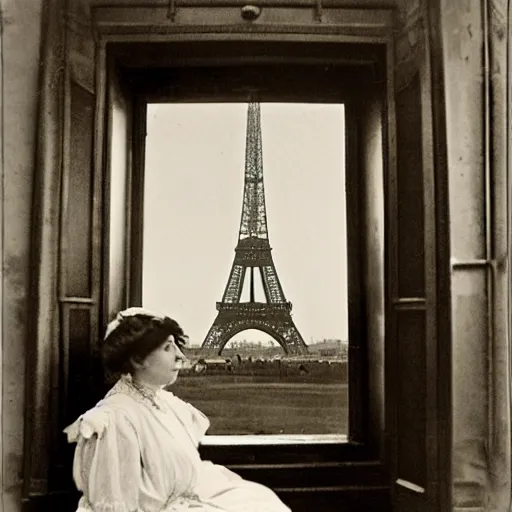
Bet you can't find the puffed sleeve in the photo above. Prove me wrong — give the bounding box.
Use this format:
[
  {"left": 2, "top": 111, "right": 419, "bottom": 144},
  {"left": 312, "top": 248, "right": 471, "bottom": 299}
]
[{"left": 65, "top": 407, "right": 142, "bottom": 512}]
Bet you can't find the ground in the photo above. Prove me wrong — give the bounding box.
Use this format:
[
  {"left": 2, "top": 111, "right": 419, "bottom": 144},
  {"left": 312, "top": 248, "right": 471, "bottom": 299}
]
[{"left": 171, "top": 374, "right": 348, "bottom": 435}]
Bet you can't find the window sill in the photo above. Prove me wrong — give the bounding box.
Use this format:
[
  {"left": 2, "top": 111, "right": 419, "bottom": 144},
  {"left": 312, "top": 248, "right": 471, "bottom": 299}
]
[
  {"left": 201, "top": 434, "right": 348, "bottom": 445},
  {"left": 198, "top": 433, "right": 369, "bottom": 466}
]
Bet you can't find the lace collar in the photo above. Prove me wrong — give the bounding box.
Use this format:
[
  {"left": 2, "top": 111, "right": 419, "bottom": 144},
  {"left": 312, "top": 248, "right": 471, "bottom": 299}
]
[{"left": 106, "top": 375, "right": 167, "bottom": 412}]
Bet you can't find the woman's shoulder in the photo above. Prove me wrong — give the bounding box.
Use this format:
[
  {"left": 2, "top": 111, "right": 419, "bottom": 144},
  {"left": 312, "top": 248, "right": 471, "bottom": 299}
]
[{"left": 63, "top": 390, "right": 140, "bottom": 443}]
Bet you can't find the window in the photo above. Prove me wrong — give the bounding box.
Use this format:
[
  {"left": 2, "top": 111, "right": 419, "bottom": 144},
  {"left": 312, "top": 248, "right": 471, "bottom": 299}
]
[
  {"left": 142, "top": 102, "right": 348, "bottom": 441},
  {"left": 115, "top": 48, "right": 383, "bottom": 481}
]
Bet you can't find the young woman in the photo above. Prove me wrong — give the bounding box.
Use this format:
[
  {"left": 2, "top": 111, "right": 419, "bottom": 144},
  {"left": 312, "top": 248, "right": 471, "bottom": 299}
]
[{"left": 64, "top": 307, "right": 291, "bottom": 512}]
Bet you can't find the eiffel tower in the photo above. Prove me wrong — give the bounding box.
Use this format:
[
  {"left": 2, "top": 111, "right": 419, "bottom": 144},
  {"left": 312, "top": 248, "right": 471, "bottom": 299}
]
[{"left": 201, "top": 102, "right": 308, "bottom": 356}]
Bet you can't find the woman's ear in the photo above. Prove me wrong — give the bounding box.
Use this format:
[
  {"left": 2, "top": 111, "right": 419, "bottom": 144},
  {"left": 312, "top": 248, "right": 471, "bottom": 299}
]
[{"left": 130, "top": 355, "right": 146, "bottom": 370}]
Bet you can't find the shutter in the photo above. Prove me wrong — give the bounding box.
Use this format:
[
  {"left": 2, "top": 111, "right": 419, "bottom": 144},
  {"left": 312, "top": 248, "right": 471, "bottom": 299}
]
[
  {"left": 54, "top": 0, "right": 104, "bottom": 489},
  {"left": 23, "top": 0, "right": 105, "bottom": 497},
  {"left": 388, "top": 2, "right": 442, "bottom": 510}
]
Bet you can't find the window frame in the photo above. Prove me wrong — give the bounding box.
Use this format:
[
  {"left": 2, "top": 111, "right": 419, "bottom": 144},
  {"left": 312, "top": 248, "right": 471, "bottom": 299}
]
[{"left": 106, "top": 42, "right": 385, "bottom": 467}]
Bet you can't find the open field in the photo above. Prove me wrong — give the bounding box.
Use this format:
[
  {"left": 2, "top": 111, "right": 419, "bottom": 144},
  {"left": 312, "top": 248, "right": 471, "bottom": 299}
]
[{"left": 170, "top": 375, "right": 348, "bottom": 436}]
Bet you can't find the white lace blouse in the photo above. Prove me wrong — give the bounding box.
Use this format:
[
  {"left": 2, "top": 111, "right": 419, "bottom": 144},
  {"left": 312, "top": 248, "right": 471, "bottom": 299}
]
[{"left": 64, "top": 376, "right": 291, "bottom": 512}]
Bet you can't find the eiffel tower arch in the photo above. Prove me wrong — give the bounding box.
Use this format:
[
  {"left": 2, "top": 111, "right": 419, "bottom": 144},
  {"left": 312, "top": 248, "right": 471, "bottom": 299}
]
[
  {"left": 203, "top": 303, "right": 306, "bottom": 356},
  {"left": 201, "top": 103, "right": 308, "bottom": 356}
]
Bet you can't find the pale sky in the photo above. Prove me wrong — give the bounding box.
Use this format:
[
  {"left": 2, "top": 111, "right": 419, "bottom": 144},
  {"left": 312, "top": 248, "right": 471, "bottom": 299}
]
[{"left": 142, "top": 103, "right": 348, "bottom": 346}]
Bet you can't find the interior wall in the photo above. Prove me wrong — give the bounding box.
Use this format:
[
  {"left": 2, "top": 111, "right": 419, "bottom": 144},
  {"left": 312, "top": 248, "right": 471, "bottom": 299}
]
[
  {"left": 441, "top": 0, "right": 511, "bottom": 510},
  {"left": 444, "top": 3, "right": 488, "bottom": 508},
  {"left": 0, "top": 1, "right": 44, "bottom": 511}
]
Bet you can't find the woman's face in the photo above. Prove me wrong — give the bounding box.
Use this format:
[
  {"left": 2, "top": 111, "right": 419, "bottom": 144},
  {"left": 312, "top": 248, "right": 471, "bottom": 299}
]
[{"left": 138, "top": 335, "right": 187, "bottom": 386}]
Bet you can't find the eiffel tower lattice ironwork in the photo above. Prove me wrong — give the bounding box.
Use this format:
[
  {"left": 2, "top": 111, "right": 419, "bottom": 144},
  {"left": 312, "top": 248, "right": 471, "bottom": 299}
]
[{"left": 201, "top": 102, "right": 308, "bottom": 356}]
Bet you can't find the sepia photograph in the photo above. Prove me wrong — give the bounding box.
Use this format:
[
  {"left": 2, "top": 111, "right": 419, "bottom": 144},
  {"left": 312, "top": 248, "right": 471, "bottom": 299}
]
[{"left": 2, "top": 1, "right": 510, "bottom": 511}]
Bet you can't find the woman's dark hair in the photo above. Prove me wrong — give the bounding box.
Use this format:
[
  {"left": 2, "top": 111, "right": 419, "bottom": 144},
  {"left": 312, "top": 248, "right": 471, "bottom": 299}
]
[{"left": 100, "top": 314, "right": 187, "bottom": 379}]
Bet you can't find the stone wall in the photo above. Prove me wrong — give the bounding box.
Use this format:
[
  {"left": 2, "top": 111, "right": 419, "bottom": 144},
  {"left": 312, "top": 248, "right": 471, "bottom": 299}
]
[{"left": 0, "top": 1, "right": 43, "bottom": 510}]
